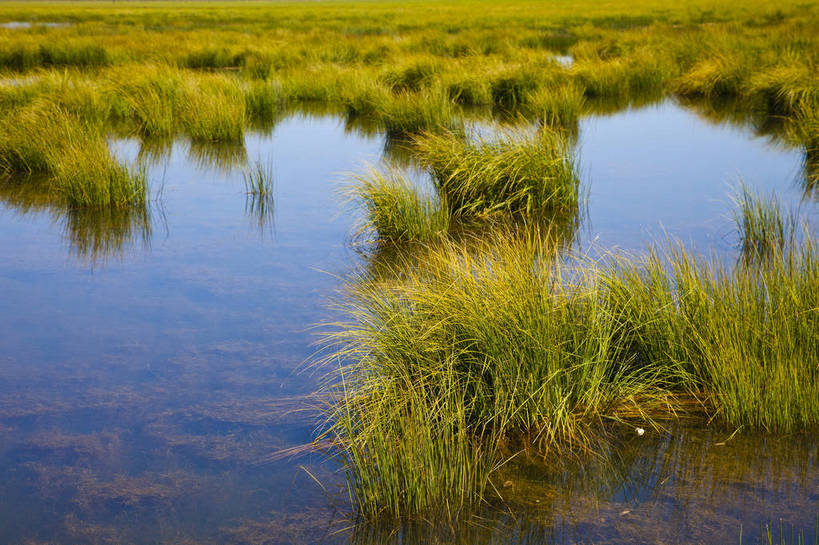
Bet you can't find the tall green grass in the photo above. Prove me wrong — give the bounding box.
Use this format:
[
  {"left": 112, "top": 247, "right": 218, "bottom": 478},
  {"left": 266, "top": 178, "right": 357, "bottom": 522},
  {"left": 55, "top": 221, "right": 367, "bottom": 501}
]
[
  {"left": 413, "top": 127, "right": 579, "bottom": 217},
  {"left": 346, "top": 167, "right": 449, "bottom": 244},
  {"left": 320, "top": 230, "right": 685, "bottom": 519},
  {"left": 322, "top": 195, "right": 818, "bottom": 519},
  {"left": 526, "top": 83, "right": 586, "bottom": 126},
  {"left": 0, "top": 102, "right": 146, "bottom": 208},
  {"left": 731, "top": 184, "right": 794, "bottom": 262}
]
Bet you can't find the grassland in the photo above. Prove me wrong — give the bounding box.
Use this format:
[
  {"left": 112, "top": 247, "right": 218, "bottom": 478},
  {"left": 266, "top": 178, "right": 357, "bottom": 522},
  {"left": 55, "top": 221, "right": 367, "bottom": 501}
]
[
  {"left": 0, "top": 0, "right": 817, "bottom": 152},
  {"left": 0, "top": 0, "right": 816, "bottom": 210}
]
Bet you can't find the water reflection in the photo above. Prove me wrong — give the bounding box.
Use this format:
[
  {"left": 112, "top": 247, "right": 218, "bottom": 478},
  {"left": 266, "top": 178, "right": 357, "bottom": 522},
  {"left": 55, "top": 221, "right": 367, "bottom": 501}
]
[
  {"left": 678, "top": 95, "right": 792, "bottom": 146},
  {"left": 136, "top": 136, "right": 174, "bottom": 165},
  {"left": 187, "top": 139, "right": 248, "bottom": 174},
  {"left": 0, "top": 175, "right": 152, "bottom": 266},
  {"left": 346, "top": 426, "right": 819, "bottom": 545},
  {"left": 245, "top": 190, "right": 276, "bottom": 237},
  {"left": 803, "top": 148, "right": 818, "bottom": 201}
]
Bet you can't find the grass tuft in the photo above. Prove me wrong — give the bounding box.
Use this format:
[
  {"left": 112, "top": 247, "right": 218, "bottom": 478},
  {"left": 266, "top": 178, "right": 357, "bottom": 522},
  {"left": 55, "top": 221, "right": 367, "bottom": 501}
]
[
  {"left": 346, "top": 166, "right": 449, "bottom": 244},
  {"left": 412, "top": 127, "right": 579, "bottom": 218},
  {"left": 730, "top": 184, "right": 794, "bottom": 263}
]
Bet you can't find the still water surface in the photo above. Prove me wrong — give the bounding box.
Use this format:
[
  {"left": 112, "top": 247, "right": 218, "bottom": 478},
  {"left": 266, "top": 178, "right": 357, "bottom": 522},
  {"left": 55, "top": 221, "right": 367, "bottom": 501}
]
[{"left": 0, "top": 101, "right": 816, "bottom": 544}]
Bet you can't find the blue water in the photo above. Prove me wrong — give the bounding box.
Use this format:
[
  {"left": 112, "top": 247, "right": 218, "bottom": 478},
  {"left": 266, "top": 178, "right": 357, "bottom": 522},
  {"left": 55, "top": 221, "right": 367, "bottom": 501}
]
[{"left": 0, "top": 102, "right": 816, "bottom": 544}]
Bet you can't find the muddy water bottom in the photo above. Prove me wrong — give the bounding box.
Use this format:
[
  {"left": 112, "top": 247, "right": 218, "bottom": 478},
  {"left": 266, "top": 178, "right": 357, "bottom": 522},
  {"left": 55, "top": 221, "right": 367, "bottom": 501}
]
[{"left": 0, "top": 103, "right": 816, "bottom": 544}]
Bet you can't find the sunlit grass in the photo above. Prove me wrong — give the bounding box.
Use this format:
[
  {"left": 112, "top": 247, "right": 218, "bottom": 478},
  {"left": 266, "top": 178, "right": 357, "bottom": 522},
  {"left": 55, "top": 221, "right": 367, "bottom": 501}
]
[
  {"left": 346, "top": 166, "right": 449, "bottom": 244},
  {"left": 413, "top": 126, "right": 579, "bottom": 217},
  {"left": 0, "top": 102, "right": 146, "bottom": 208}
]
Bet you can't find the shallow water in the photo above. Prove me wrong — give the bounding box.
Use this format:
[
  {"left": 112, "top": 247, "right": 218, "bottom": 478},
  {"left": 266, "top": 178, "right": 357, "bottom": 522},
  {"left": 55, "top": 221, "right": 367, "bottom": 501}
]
[
  {"left": 0, "top": 102, "right": 816, "bottom": 544},
  {"left": 0, "top": 21, "right": 70, "bottom": 29}
]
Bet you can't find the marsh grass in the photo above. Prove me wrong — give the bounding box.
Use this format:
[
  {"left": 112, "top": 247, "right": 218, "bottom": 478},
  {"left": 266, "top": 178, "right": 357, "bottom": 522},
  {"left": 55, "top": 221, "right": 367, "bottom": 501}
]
[
  {"left": 0, "top": 42, "right": 109, "bottom": 72},
  {"left": 241, "top": 159, "right": 275, "bottom": 234},
  {"left": 180, "top": 77, "right": 246, "bottom": 142},
  {"left": 244, "top": 80, "right": 284, "bottom": 128},
  {"left": 413, "top": 126, "right": 579, "bottom": 217},
  {"left": 320, "top": 230, "right": 689, "bottom": 519},
  {"left": 242, "top": 159, "right": 274, "bottom": 198},
  {"left": 378, "top": 90, "right": 458, "bottom": 136},
  {"left": 730, "top": 184, "right": 795, "bottom": 262},
  {"left": 490, "top": 69, "right": 539, "bottom": 108},
  {"left": 526, "top": 83, "right": 586, "bottom": 127},
  {"left": 743, "top": 517, "right": 819, "bottom": 545},
  {"left": 322, "top": 205, "right": 818, "bottom": 518},
  {"left": 0, "top": 102, "right": 147, "bottom": 208},
  {"left": 53, "top": 144, "right": 148, "bottom": 208},
  {"left": 346, "top": 167, "right": 449, "bottom": 244}
]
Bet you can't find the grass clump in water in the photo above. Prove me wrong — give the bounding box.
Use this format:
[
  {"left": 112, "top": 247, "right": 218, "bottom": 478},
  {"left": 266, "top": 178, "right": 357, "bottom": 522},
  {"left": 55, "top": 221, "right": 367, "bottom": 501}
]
[
  {"left": 322, "top": 191, "right": 819, "bottom": 519},
  {"left": 243, "top": 159, "right": 275, "bottom": 233},
  {"left": 378, "top": 90, "right": 458, "bottom": 136},
  {"left": 242, "top": 159, "right": 275, "bottom": 198},
  {"left": 0, "top": 102, "right": 146, "bottom": 208},
  {"left": 320, "top": 230, "right": 688, "bottom": 520},
  {"left": 526, "top": 83, "right": 586, "bottom": 126},
  {"left": 346, "top": 167, "right": 449, "bottom": 244},
  {"left": 413, "top": 127, "right": 579, "bottom": 218},
  {"left": 731, "top": 184, "right": 794, "bottom": 262}
]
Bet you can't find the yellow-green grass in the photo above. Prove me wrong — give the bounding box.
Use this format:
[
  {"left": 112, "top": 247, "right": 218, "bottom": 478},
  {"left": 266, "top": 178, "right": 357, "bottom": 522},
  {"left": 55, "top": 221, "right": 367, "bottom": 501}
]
[
  {"left": 346, "top": 126, "right": 580, "bottom": 245},
  {"left": 0, "top": 0, "right": 816, "bottom": 152},
  {"left": 346, "top": 167, "right": 449, "bottom": 244},
  {"left": 321, "top": 224, "right": 819, "bottom": 520},
  {"left": 0, "top": 102, "right": 146, "bottom": 208},
  {"left": 413, "top": 127, "right": 579, "bottom": 218},
  {"left": 730, "top": 184, "right": 795, "bottom": 263}
]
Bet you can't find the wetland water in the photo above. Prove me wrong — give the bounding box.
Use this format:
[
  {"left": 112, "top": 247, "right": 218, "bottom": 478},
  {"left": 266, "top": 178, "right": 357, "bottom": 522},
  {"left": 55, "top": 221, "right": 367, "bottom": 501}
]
[{"left": 0, "top": 101, "right": 816, "bottom": 544}]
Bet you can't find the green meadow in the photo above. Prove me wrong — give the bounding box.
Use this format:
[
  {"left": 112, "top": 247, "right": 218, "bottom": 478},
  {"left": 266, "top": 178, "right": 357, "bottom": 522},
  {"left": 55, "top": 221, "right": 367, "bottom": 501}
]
[{"left": 1, "top": 0, "right": 817, "bottom": 528}]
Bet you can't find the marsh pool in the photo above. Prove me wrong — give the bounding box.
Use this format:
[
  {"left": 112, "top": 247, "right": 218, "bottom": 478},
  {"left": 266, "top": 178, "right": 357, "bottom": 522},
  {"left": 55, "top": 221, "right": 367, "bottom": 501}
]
[{"left": 0, "top": 100, "right": 816, "bottom": 544}]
